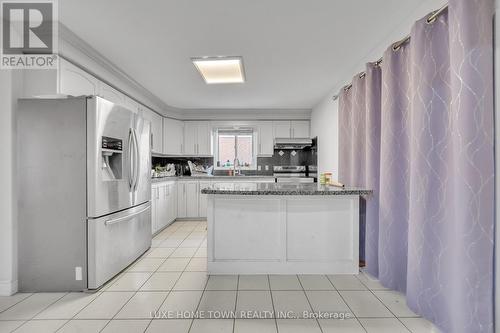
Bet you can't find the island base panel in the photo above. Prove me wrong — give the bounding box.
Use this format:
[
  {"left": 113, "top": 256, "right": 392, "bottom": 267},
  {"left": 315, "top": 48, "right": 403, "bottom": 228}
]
[{"left": 207, "top": 195, "right": 360, "bottom": 275}]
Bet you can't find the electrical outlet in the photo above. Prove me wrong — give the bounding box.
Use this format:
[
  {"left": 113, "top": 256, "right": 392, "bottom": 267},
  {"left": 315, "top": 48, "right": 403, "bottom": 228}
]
[
  {"left": 75, "top": 267, "right": 82, "bottom": 281},
  {"left": 265, "top": 165, "right": 269, "bottom": 171},
  {"left": 257, "top": 165, "right": 262, "bottom": 171}
]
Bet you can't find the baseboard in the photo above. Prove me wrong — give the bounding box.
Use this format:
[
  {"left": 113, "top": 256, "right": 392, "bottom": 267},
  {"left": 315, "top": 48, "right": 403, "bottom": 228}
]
[{"left": 0, "top": 279, "right": 18, "bottom": 296}]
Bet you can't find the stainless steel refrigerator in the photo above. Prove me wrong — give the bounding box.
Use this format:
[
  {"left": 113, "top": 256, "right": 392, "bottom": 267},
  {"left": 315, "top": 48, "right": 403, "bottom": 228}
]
[{"left": 17, "top": 96, "right": 152, "bottom": 291}]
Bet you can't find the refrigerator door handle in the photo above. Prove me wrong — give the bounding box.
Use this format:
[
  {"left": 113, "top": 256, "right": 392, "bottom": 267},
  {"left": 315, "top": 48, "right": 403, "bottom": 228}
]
[
  {"left": 132, "top": 128, "right": 140, "bottom": 192},
  {"left": 104, "top": 204, "right": 151, "bottom": 226},
  {"left": 128, "top": 128, "right": 134, "bottom": 189}
]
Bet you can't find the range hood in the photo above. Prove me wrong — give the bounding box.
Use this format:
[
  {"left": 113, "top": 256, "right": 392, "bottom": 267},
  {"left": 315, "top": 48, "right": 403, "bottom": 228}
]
[{"left": 274, "top": 138, "right": 313, "bottom": 149}]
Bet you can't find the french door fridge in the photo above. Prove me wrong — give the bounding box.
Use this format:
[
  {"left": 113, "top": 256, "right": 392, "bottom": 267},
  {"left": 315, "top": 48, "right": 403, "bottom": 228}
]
[{"left": 18, "top": 96, "right": 152, "bottom": 291}]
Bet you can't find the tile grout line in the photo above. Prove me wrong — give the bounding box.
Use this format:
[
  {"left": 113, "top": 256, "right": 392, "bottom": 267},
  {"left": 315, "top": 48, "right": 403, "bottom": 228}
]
[
  {"left": 10, "top": 292, "right": 68, "bottom": 332},
  {"left": 232, "top": 274, "right": 240, "bottom": 333},
  {"left": 54, "top": 291, "right": 105, "bottom": 332},
  {"left": 332, "top": 273, "right": 368, "bottom": 333},
  {"left": 147, "top": 220, "right": 205, "bottom": 332},
  {"left": 97, "top": 251, "right": 171, "bottom": 333},
  {"left": 364, "top": 284, "right": 415, "bottom": 333},
  {"left": 354, "top": 270, "right": 414, "bottom": 332},
  {"left": 169, "top": 220, "right": 208, "bottom": 333},
  {"left": 297, "top": 275, "right": 323, "bottom": 333},
  {"left": 188, "top": 262, "right": 210, "bottom": 333},
  {"left": 0, "top": 293, "right": 35, "bottom": 315},
  {"left": 267, "top": 275, "right": 279, "bottom": 332},
  {"left": 142, "top": 222, "right": 191, "bottom": 333}
]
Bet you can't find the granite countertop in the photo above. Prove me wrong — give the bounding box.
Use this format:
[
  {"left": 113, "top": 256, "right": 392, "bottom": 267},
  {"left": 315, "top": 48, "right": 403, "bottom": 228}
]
[
  {"left": 201, "top": 182, "right": 372, "bottom": 196},
  {"left": 151, "top": 175, "right": 275, "bottom": 183}
]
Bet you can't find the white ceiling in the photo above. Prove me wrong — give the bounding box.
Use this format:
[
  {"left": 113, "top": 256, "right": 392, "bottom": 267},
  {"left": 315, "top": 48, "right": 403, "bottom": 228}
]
[{"left": 59, "top": 0, "right": 443, "bottom": 111}]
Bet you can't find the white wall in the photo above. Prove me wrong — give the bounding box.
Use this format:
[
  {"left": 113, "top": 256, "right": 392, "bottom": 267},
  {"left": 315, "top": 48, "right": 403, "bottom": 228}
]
[
  {"left": 0, "top": 70, "right": 22, "bottom": 295},
  {"left": 310, "top": 98, "right": 339, "bottom": 180},
  {"left": 310, "top": 0, "right": 445, "bottom": 182}
]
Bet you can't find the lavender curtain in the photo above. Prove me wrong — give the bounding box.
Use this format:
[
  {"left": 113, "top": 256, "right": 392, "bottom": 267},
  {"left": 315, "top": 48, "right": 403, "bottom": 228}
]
[
  {"left": 337, "top": 0, "right": 495, "bottom": 331},
  {"left": 338, "top": 67, "right": 381, "bottom": 265},
  {"left": 379, "top": 35, "right": 412, "bottom": 293},
  {"left": 364, "top": 64, "right": 381, "bottom": 278}
]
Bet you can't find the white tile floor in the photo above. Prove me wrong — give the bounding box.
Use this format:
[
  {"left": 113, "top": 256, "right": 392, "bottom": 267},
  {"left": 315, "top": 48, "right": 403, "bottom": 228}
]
[{"left": 0, "top": 220, "right": 442, "bottom": 333}]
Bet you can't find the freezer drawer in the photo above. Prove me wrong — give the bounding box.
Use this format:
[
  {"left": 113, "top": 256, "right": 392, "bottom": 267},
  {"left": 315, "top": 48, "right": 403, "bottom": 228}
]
[{"left": 87, "top": 202, "right": 152, "bottom": 289}]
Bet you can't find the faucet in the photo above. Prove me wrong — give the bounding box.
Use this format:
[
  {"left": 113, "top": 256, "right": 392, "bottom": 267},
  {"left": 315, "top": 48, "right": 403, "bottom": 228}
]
[{"left": 233, "top": 158, "right": 241, "bottom": 176}]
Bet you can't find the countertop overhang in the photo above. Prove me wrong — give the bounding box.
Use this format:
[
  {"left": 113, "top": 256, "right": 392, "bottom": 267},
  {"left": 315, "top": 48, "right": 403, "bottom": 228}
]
[{"left": 201, "top": 183, "right": 372, "bottom": 196}]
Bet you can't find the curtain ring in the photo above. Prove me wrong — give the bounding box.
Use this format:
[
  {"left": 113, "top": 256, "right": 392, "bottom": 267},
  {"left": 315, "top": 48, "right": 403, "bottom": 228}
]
[
  {"left": 426, "top": 16, "right": 437, "bottom": 24},
  {"left": 392, "top": 36, "right": 410, "bottom": 52},
  {"left": 426, "top": 4, "right": 447, "bottom": 24}
]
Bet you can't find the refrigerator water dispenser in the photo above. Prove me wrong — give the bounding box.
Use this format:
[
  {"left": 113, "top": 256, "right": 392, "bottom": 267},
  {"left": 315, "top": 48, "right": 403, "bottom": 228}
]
[{"left": 101, "top": 136, "right": 123, "bottom": 180}]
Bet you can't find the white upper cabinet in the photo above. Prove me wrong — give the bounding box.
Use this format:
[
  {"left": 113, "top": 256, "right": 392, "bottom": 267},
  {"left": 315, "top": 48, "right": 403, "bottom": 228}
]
[
  {"left": 184, "top": 121, "right": 212, "bottom": 156},
  {"left": 163, "top": 118, "right": 184, "bottom": 155},
  {"left": 257, "top": 122, "right": 274, "bottom": 156},
  {"left": 59, "top": 59, "right": 99, "bottom": 96},
  {"left": 291, "top": 121, "right": 310, "bottom": 138},
  {"left": 98, "top": 83, "right": 140, "bottom": 114},
  {"left": 122, "top": 96, "right": 139, "bottom": 113},
  {"left": 196, "top": 122, "right": 211, "bottom": 155},
  {"left": 140, "top": 106, "right": 163, "bottom": 154},
  {"left": 273, "top": 121, "right": 292, "bottom": 138},
  {"left": 98, "top": 82, "right": 125, "bottom": 105},
  {"left": 183, "top": 122, "right": 198, "bottom": 155},
  {"left": 273, "top": 120, "right": 310, "bottom": 139}
]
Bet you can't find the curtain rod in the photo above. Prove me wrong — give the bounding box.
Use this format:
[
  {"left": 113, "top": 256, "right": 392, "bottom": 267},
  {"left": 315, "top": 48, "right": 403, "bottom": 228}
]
[{"left": 332, "top": 3, "right": 448, "bottom": 101}]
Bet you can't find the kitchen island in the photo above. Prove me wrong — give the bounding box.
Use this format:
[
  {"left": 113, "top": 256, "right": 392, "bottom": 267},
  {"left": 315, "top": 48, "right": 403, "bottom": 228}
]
[{"left": 202, "top": 183, "right": 371, "bottom": 275}]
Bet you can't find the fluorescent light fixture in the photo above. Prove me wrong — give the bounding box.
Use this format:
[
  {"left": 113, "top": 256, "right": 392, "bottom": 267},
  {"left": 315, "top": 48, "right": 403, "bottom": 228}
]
[{"left": 192, "top": 56, "right": 245, "bottom": 84}]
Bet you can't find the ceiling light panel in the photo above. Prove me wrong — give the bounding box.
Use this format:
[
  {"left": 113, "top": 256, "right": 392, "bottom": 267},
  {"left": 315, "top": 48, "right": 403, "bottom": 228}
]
[{"left": 192, "top": 56, "right": 245, "bottom": 84}]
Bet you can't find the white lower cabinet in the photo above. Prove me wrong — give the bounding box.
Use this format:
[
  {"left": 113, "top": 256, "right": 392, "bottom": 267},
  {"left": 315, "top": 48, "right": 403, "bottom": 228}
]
[
  {"left": 167, "top": 182, "right": 178, "bottom": 223},
  {"left": 177, "top": 181, "right": 199, "bottom": 218},
  {"left": 177, "top": 182, "right": 187, "bottom": 218},
  {"left": 151, "top": 186, "right": 159, "bottom": 234},
  {"left": 161, "top": 178, "right": 276, "bottom": 221},
  {"left": 151, "top": 181, "right": 177, "bottom": 235},
  {"left": 198, "top": 182, "right": 211, "bottom": 218},
  {"left": 185, "top": 181, "right": 200, "bottom": 217}
]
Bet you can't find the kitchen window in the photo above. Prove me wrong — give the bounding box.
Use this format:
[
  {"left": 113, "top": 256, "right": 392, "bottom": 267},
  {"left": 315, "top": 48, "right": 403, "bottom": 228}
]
[{"left": 215, "top": 129, "right": 256, "bottom": 169}]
